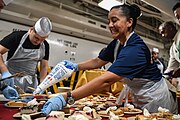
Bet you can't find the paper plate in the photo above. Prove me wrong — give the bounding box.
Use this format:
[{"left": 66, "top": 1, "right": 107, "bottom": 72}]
[
  {"left": 98, "top": 111, "right": 124, "bottom": 118},
  {"left": 13, "top": 112, "right": 44, "bottom": 119},
  {"left": 124, "top": 108, "right": 142, "bottom": 114}
]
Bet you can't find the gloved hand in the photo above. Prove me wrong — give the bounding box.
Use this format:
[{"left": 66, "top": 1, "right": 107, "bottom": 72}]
[
  {"left": 62, "top": 60, "right": 78, "bottom": 72},
  {"left": 42, "top": 94, "right": 66, "bottom": 115},
  {"left": 1, "top": 71, "right": 14, "bottom": 87},
  {"left": 2, "top": 86, "right": 19, "bottom": 99}
]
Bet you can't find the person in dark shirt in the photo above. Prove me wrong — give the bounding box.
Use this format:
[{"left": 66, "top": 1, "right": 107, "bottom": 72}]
[
  {"left": 0, "top": 17, "right": 52, "bottom": 93},
  {"left": 42, "top": 4, "right": 177, "bottom": 115},
  {"left": 0, "top": 0, "right": 18, "bottom": 99}
]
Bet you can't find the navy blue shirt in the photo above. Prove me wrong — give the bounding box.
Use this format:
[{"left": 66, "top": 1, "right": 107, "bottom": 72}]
[{"left": 98, "top": 33, "right": 162, "bottom": 81}]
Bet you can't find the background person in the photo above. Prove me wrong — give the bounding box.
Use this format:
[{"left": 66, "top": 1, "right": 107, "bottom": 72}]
[
  {"left": 173, "top": 2, "right": 180, "bottom": 25},
  {"left": 151, "top": 48, "right": 165, "bottom": 73},
  {"left": 0, "top": 0, "right": 18, "bottom": 99},
  {"left": 0, "top": 17, "right": 52, "bottom": 93},
  {"left": 42, "top": 4, "right": 177, "bottom": 115},
  {"left": 159, "top": 21, "right": 180, "bottom": 88}
]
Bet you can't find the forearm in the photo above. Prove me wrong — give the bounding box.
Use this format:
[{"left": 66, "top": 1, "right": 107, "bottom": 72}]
[
  {"left": 39, "top": 68, "right": 48, "bottom": 82},
  {"left": 63, "top": 71, "right": 122, "bottom": 101},
  {"left": 0, "top": 54, "right": 8, "bottom": 73},
  {"left": 78, "top": 57, "right": 108, "bottom": 70},
  {"left": 39, "top": 60, "right": 48, "bottom": 82}
]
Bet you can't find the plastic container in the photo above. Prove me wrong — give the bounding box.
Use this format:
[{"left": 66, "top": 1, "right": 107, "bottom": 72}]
[{"left": 33, "top": 62, "right": 74, "bottom": 94}]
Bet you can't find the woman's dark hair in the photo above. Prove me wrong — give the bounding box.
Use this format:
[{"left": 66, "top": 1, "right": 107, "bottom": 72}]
[
  {"left": 172, "top": 2, "right": 180, "bottom": 11},
  {"left": 110, "top": 4, "right": 141, "bottom": 30}
]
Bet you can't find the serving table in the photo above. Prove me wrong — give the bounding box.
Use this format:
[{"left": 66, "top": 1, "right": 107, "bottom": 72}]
[
  {"left": 0, "top": 102, "right": 18, "bottom": 120},
  {"left": 0, "top": 91, "right": 179, "bottom": 120}
]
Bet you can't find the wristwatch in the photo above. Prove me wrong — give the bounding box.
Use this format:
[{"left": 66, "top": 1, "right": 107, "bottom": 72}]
[{"left": 66, "top": 91, "right": 75, "bottom": 105}]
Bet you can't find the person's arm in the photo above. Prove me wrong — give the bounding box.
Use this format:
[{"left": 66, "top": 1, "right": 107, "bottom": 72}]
[
  {"left": 78, "top": 57, "right": 108, "bottom": 70},
  {"left": 165, "top": 46, "right": 179, "bottom": 73},
  {"left": 0, "top": 45, "right": 9, "bottom": 73},
  {"left": 164, "top": 46, "right": 179, "bottom": 87},
  {"left": 62, "top": 71, "right": 123, "bottom": 101},
  {"left": 39, "top": 59, "right": 48, "bottom": 82}
]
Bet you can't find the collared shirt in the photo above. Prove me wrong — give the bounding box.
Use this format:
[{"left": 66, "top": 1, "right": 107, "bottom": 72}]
[
  {"left": 165, "top": 29, "right": 180, "bottom": 73},
  {"left": 98, "top": 32, "right": 162, "bottom": 81}
]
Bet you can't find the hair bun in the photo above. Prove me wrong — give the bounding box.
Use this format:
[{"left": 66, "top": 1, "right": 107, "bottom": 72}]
[{"left": 131, "top": 4, "right": 141, "bottom": 19}]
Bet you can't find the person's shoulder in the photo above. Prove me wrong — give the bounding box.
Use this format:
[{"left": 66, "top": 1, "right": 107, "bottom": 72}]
[
  {"left": 11, "top": 31, "right": 27, "bottom": 37},
  {"left": 127, "top": 33, "right": 143, "bottom": 45},
  {"left": 43, "top": 40, "right": 49, "bottom": 45},
  {"left": 108, "top": 39, "right": 118, "bottom": 46},
  {"left": 43, "top": 40, "right": 49, "bottom": 49},
  {"left": 12, "top": 30, "right": 27, "bottom": 34}
]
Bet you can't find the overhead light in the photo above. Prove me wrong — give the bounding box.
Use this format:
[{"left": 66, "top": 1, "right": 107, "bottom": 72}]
[{"left": 98, "top": 0, "right": 124, "bottom": 11}]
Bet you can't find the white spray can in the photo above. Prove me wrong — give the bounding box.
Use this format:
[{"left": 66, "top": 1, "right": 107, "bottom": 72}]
[{"left": 33, "top": 61, "right": 74, "bottom": 94}]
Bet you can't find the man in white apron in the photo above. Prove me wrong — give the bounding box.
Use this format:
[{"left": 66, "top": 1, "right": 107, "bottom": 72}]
[
  {"left": 0, "top": 17, "right": 52, "bottom": 93},
  {"left": 42, "top": 4, "right": 178, "bottom": 115},
  {"left": 159, "top": 21, "right": 180, "bottom": 90}
]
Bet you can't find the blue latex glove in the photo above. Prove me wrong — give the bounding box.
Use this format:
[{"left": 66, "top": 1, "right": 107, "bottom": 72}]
[
  {"left": 2, "top": 86, "right": 19, "bottom": 99},
  {"left": 63, "top": 60, "right": 78, "bottom": 72},
  {"left": 1, "top": 71, "right": 14, "bottom": 87},
  {"left": 42, "top": 94, "right": 66, "bottom": 115}
]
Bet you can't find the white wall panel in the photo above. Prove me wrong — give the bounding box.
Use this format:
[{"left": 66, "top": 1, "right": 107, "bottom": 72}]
[{"left": 47, "top": 32, "right": 107, "bottom": 66}]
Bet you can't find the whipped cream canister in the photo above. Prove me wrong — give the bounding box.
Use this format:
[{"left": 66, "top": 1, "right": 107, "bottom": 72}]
[{"left": 33, "top": 62, "right": 74, "bottom": 94}]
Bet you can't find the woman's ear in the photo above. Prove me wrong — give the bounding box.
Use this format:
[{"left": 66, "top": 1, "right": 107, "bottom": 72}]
[{"left": 127, "top": 18, "right": 133, "bottom": 28}]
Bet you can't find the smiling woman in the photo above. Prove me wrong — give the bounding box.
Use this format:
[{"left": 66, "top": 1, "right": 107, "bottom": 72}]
[{"left": 41, "top": 4, "right": 177, "bottom": 115}]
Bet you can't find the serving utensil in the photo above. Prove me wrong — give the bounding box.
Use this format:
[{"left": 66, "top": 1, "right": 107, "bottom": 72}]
[{"left": 0, "top": 72, "right": 25, "bottom": 82}]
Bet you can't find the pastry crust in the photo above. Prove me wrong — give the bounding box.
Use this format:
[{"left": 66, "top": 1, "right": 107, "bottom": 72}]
[
  {"left": 20, "top": 105, "right": 38, "bottom": 114},
  {"left": 7, "top": 101, "right": 27, "bottom": 107},
  {"left": 136, "top": 115, "right": 152, "bottom": 120},
  {"left": 136, "top": 112, "right": 173, "bottom": 120}
]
